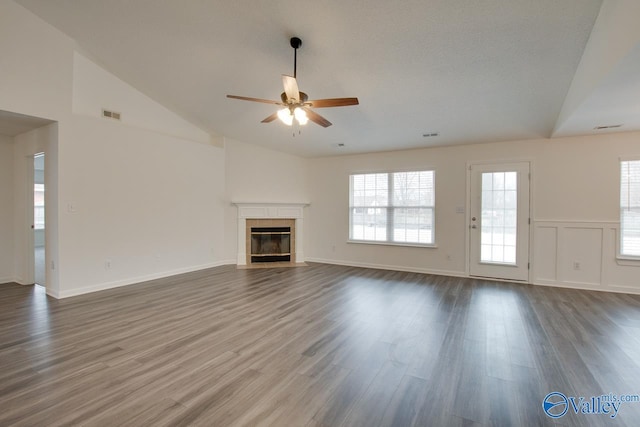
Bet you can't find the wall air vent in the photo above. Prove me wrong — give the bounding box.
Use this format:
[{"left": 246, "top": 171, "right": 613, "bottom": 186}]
[
  {"left": 594, "top": 124, "right": 622, "bottom": 130},
  {"left": 422, "top": 132, "right": 439, "bottom": 137},
  {"left": 102, "top": 109, "right": 121, "bottom": 121}
]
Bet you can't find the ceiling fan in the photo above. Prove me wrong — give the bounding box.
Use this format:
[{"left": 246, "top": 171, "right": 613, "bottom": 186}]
[{"left": 226, "top": 37, "right": 359, "bottom": 128}]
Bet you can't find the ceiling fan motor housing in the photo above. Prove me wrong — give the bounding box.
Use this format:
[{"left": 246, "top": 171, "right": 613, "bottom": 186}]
[{"left": 280, "top": 91, "right": 308, "bottom": 105}]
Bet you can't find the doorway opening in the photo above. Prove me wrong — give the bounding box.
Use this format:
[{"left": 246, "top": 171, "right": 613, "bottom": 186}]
[{"left": 34, "top": 153, "right": 45, "bottom": 286}]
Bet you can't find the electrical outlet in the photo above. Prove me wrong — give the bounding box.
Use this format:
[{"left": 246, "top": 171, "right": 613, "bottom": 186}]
[
  {"left": 105, "top": 259, "right": 112, "bottom": 270},
  {"left": 573, "top": 261, "right": 581, "bottom": 271}
]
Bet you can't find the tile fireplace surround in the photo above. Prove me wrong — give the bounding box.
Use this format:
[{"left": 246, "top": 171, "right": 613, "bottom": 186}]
[{"left": 233, "top": 202, "right": 309, "bottom": 266}]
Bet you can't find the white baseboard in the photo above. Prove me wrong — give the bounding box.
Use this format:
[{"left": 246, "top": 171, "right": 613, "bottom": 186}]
[
  {"left": 56, "top": 260, "right": 236, "bottom": 299},
  {"left": 305, "top": 257, "right": 466, "bottom": 279},
  {"left": 308, "top": 258, "right": 640, "bottom": 295},
  {"left": 46, "top": 256, "right": 640, "bottom": 299},
  {"left": 532, "top": 279, "right": 640, "bottom": 295},
  {"left": 0, "top": 276, "right": 17, "bottom": 284}
]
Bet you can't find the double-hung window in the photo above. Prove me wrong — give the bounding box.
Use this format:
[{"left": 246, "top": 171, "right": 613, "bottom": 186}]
[
  {"left": 349, "top": 170, "right": 435, "bottom": 245},
  {"left": 621, "top": 159, "right": 640, "bottom": 257}
]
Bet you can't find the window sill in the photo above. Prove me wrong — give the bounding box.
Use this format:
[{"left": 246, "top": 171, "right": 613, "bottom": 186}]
[
  {"left": 616, "top": 255, "right": 640, "bottom": 266},
  {"left": 347, "top": 240, "right": 437, "bottom": 249}
]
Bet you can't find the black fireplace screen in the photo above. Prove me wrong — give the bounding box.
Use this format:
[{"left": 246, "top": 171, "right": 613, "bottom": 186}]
[{"left": 250, "top": 227, "right": 291, "bottom": 263}]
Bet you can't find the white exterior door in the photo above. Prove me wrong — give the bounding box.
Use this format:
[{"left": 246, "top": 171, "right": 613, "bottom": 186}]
[{"left": 469, "top": 162, "right": 530, "bottom": 281}]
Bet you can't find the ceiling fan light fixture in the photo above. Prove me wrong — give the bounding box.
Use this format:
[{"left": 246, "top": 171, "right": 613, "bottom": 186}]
[
  {"left": 294, "top": 107, "right": 308, "bottom": 125},
  {"left": 277, "top": 108, "right": 294, "bottom": 126}
]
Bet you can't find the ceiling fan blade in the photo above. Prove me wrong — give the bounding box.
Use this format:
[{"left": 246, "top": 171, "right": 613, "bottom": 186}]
[
  {"left": 227, "top": 95, "right": 281, "bottom": 105},
  {"left": 282, "top": 75, "right": 300, "bottom": 102},
  {"left": 307, "top": 98, "right": 359, "bottom": 108},
  {"left": 261, "top": 112, "right": 279, "bottom": 123},
  {"left": 303, "top": 107, "right": 332, "bottom": 128}
]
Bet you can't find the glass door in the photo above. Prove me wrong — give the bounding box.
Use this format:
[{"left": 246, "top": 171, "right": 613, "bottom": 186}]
[{"left": 469, "top": 162, "right": 530, "bottom": 281}]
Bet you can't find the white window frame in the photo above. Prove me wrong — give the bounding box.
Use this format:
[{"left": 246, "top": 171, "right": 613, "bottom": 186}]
[
  {"left": 349, "top": 170, "right": 436, "bottom": 247},
  {"left": 619, "top": 158, "right": 640, "bottom": 260}
]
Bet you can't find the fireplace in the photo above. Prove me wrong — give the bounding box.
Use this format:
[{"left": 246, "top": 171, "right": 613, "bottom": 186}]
[
  {"left": 250, "top": 226, "right": 291, "bottom": 263},
  {"left": 245, "top": 218, "right": 295, "bottom": 265},
  {"left": 233, "top": 202, "right": 308, "bottom": 267}
]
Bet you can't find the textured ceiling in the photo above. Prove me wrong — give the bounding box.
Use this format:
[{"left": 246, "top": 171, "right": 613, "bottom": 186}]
[{"left": 16, "top": 0, "right": 636, "bottom": 157}]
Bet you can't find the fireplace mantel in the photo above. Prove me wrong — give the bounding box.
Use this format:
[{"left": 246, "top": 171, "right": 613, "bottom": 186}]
[{"left": 232, "top": 202, "right": 309, "bottom": 265}]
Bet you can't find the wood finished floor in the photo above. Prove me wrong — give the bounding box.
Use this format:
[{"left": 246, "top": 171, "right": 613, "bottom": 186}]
[{"left": 1, "top": 263, "right": 640, "bottom": 426}]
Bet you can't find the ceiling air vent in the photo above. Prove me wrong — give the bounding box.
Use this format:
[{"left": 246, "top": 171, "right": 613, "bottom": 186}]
[{"left": 102, "top": 109, "right": 121, "bottom": 121}]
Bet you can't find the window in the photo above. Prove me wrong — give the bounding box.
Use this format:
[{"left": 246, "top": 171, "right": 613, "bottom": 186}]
[
  {"left": 621, "top": 160, "right": 640, "bottom": 257},
  {"left": 349, "top": 171, "right": 435, "bottom": 245},
  {"left": 480, "top": 171, "right": 518, "bottom": 264}
]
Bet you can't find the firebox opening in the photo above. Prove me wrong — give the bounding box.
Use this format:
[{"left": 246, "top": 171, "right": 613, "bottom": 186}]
[{"left": 250, "top": 226, "right": 291, "bottom": 263}]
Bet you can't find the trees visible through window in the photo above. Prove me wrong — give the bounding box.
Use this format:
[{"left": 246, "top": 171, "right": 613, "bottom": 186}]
[
  {"left": 349, "top": 171, "right": 435, "bottom": 245},
  {"left": 621, "top": 160, "right": 640, "bottom": 257}
]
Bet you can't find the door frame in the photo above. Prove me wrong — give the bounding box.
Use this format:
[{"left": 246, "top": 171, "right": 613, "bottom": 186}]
[{"left": 465, "top": 159, "right": 534, "bottom": 283}]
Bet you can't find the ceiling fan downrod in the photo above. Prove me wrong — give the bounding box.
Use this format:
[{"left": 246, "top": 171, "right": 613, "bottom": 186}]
[{"left": 290, "top": 37, "right": 302, "bottom": 78}]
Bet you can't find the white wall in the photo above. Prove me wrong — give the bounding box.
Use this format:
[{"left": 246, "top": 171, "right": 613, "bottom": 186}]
[
  {"left": 223, "top": 138, "right": 310, "bottom": 261},
  {"left": 58, "top": 115, "right": 226, "bottom": 297},
  {"left": 72, "top": 52, "right": 215, "bottom": 145},
  {"left": 0, "top": 1, "right": 73, "bottom": 121},
  {"left": 1, "top": 1, "right": 229, "bottom": 298},
  {"left": 307, "top": 132, "right": 640, "bottom": 294},
  {"left": 0, "top": 135, "right": 15, "bottom": 283},
  {"left": 0, "top": 0, "right": 72, "bottom": 294}
]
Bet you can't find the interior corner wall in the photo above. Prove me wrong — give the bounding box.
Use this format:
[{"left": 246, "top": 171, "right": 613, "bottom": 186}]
[
  {"left": 223, "top": 138, "right": 310, "bottom": 261},
  {"left": 0, "top": 135, "right": 15, "bottom": 283},
  {"left": 307, "top": 131, "right": 640, "bottom": 294}
]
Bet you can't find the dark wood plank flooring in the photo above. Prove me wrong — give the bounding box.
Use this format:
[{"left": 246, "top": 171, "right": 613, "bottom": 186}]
[{"left": 1, "top": 263, "right": 640, "bottom": 426}]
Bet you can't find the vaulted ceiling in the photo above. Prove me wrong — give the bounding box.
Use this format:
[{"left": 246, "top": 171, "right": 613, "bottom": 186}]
[{"left": 15, "top": 0, "right": 640, "bottom": 157}]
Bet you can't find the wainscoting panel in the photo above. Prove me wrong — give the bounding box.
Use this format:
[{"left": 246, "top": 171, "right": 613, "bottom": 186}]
[
  {"left": 533, "top": 221, "right": 640, "bottom": 294},
  {"left": 532, "top": 225, "right": 557, "bottom": 282},
  {"left": 562, "top": 226, "right": 603, "bottom": 286}
]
